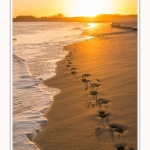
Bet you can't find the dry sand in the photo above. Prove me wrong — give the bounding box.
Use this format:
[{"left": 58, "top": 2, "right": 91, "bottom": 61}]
[{"left": 34, "top": 24, "right": 137, "bottom": 150}]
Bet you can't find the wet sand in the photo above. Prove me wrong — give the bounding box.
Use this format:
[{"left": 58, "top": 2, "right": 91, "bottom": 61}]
[{"left": 34, "top": 25, "right": 137, "bottom": 150}]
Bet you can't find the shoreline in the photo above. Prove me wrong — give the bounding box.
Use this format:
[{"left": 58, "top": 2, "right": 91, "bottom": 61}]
[
  {"left": 13, "top": 21, "right": 95, "bottom": 150},
  {"left": 34, "top": 24, "right": 137, "bottom": 150}
]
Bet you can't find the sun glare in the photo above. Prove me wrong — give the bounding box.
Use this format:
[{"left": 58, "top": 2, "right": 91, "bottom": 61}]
[
  {"left": 70, "top": 0, "right": 112, "bottom": 17},
  {"left": 83, "top": 23, "right": 98, "bottom": 29}
]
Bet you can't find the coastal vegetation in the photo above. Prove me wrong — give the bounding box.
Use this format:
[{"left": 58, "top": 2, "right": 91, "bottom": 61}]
[{"left": 13, "top": 14, "right": 137, "bottom": 22}]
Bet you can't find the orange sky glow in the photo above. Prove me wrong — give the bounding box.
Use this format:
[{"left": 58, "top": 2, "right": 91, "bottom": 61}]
[{"left": 13, "top": 0, "right": 137, "bottom": 18}]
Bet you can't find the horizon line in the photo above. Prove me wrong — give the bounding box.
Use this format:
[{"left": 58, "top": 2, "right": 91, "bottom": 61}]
[{"left": 13, "top": 13, "right": 138, "bottom": 18}]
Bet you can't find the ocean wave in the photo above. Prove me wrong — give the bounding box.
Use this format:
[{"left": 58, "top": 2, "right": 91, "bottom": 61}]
[
  {"left": 13, "top": 54, "right": 25, "bottom": 63},
  {"left": 13, "top": 22, "right": 91, "bottom": 150},
  {"left": 72, "top": 27, "right": 83, "bottom": 30}
]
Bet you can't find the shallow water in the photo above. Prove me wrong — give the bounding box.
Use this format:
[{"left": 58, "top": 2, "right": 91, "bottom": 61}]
[{"left": 13, "top": 22, "right": 94, "bottom": 150}]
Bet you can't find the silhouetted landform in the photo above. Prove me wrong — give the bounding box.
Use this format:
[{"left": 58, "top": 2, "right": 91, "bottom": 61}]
[
  {"left": 111, "top": 22, "right": 137, "bottom": 31},
  {"left": 13, "top": 14, "right": 137, "bottom": 22}
]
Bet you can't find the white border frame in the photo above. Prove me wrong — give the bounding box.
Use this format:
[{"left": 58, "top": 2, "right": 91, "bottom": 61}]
[
  {"left": 0, "top": 0, "right": 11, "bottom": 150},
  {"left": 4, "top": 0, "right": 146, "bottom": 149},
  {"left": 140, "top": 0, "right": 150, "bottom": 149}
]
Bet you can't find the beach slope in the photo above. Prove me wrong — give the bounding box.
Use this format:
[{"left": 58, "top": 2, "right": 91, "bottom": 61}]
[{"left": 34, "top": 24, "right": 137, "bottom": 150}]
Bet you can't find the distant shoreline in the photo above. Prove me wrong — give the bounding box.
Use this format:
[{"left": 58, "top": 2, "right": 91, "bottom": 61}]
[
  {"left": 13, "top": 20, "right": 113, "bottom": 23},
  {"left": 13, "top": 20, "right": 137, "bottom": 23},
  {"left": 13, "top": 14, "right": 137, "bottom": 22}
]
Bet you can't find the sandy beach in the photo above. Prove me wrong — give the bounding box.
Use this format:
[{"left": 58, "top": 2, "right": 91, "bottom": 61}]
[{"left": 34, "top": 24, "right": 137, "bottom": 150}]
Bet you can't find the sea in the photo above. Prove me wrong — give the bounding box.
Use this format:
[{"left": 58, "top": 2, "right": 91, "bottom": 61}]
[
  {"left": 13, "top": 20, "right": 137, "bottom": 150},
  {"left": 13, "top": 22, "right": 94, "bottom": 150}
]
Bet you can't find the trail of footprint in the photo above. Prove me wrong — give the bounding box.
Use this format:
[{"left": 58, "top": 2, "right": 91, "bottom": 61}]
[{"left": 65, "top": 50, "right": 133, "bottom": 150}]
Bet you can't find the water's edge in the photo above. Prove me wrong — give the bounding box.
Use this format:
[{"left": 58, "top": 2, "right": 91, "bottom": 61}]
[{"left": 13, "top": 21, "right": 136, "bottom": 150}]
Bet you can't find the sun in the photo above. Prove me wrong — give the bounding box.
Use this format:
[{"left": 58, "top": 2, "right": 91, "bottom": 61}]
[{"left": 70, "top": 0, "right": 113, "bottom": 17}]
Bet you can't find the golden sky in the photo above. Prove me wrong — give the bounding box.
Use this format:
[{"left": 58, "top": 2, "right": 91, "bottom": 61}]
[{"left": 13, "top": 0, "right": 137, "bottom": 18}]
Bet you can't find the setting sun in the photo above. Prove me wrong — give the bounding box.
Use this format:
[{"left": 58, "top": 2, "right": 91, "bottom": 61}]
[
  {"left": 13, "top": 0, "right": 137, "bottom": 18},
  {"left": 70, "top": 0, "right": 113, "bottom": 16}
]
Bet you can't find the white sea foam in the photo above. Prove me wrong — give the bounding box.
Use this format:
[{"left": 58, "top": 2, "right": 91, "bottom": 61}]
[{"left": 13, "top": 22, "right": 93, "bottom": 150}]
